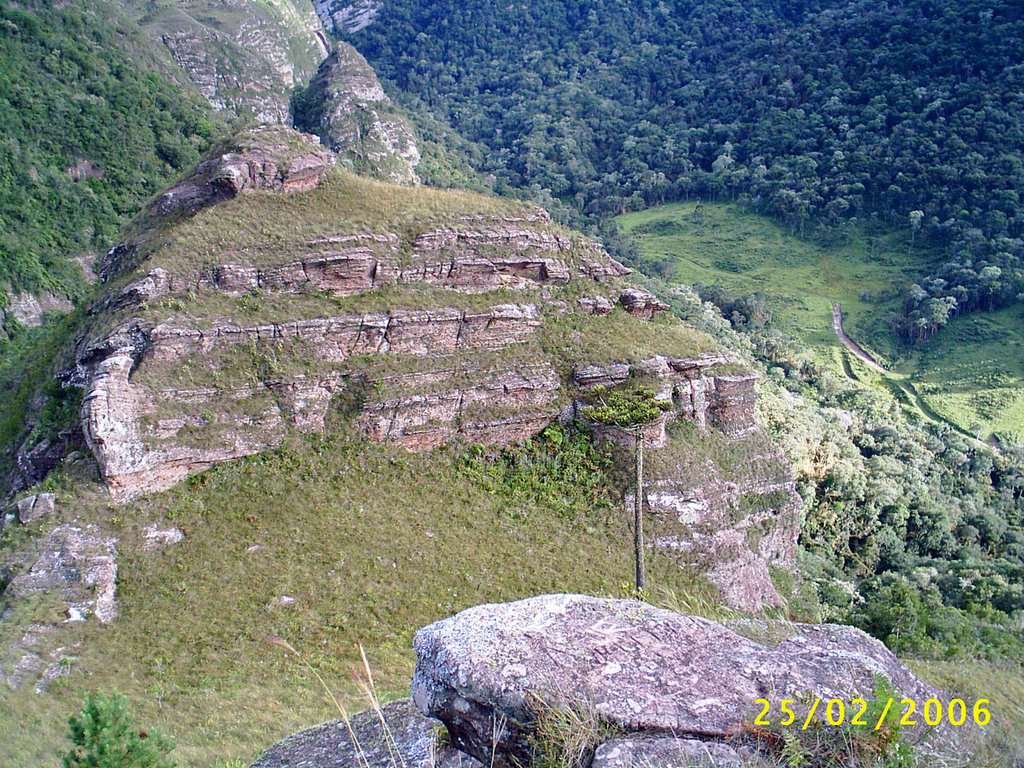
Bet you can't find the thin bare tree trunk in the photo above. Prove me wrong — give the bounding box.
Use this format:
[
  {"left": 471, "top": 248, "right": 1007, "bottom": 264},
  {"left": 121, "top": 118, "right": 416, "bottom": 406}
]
[{"left": 634, "top": 430, "right": 645, "bottom": 592}]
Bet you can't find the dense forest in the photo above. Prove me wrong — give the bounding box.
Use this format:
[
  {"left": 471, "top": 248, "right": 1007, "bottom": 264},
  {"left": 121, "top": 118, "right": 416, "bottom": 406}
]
[
  {"left": 346, "top": 0, "right": 1024, "bottom": 341},
  {"left": 0, "top": 0, "right": 221, "bottom": 315}
]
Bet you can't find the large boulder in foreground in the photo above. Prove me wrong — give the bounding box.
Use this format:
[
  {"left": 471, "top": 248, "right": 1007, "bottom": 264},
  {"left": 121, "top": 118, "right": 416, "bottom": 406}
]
[
  {"left": 412, "top": 594, "right": 964, "bottom": 767},
  {"left": 251, "top": 699, "right": 479, "bottom": 768}
]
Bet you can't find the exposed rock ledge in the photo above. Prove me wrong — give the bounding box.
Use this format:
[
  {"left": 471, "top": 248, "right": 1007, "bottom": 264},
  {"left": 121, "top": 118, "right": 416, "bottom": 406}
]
[
  {"left": 110, "top": 220, "right": 627, "bottom": 307},
  {"left": 253, "top": 595, "right": 971, "bottom": 767},
  {"left": 413, "top": 595, "right": 969, "bottom": 767},
  {"left": 144, "top": 304, "right": 544, "bottom": 362},
  {"left": 99, "top": 126, "right": 336, "bottom": 282},
  {"left": 574, "top": 356, "right": 758, "bottom": 440},
  {"left": 299, "top": 44, "right": 421, "bottom": 184},
  {"left": 76, "top": 303, "right": 557, "bottom": 500},
  {"left": 3, "top": 524, "right": 118, "bottom": 625}
]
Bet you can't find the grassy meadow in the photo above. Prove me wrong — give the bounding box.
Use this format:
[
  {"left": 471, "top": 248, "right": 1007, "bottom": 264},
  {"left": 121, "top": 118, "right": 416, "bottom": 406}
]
[{"left": 618, "top": 202, "right": 1024, "bottom": 445}]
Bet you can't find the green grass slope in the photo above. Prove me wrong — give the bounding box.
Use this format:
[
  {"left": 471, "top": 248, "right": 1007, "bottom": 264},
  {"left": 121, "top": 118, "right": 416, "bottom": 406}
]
[
  {"left": 904, "top": 306, "right": 1024, "bottom": 446},
  {"left": 0, "top": 425, "right": 738, "bottom": 767},
  {"left": 618, "top": 201, "right": 939, "bottom": 359}
]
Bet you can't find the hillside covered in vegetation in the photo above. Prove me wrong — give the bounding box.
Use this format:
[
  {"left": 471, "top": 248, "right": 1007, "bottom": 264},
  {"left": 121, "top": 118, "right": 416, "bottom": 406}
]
[
  {"left": 0, "top": 2, "right": 1021, "bottom": 766},
  {"left": 344, "top": 0, "right": 1024, "bottom": 341},
  {"left": 0, "top": 0, "right": 223, "bottom": 316}
]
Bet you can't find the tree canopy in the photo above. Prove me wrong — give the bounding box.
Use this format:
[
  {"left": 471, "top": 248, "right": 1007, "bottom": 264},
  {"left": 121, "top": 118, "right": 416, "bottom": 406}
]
[{"left": 345, "top": 0, "right": 1024, "bottom": 340}]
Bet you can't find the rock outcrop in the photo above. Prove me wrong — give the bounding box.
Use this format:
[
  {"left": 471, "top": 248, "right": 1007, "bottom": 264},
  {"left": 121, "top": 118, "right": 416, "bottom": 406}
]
[
  {"left": 135, "top": 0, "right": 329, "bottom": 124},
  {"left": 573, "top": 355, "right": 757, "bottom": 442},
  {"left": 6, "top": 291, "right": 73, "bottom": 327},
  {"left": 298, "top": 45, "right": 421, "bottom": 184},
  {"left": 646, "top": 470, "right": 801, "bottom": 613},
  {"left": 255, "top": 595, "right": 971, "bottom": 767},
  {"left": 100, "top": 126, "right": 336, "bottom": 281},
  {"left": 106, "top": 215, "right": 624, "bottom": 304},
  {"left": 3, "top": 524, "right": 118, "bottom": 625},
  {"left": 412, "top": 595, "right": 968, "bottom": 768},
  {"left": 15, "top": 493, "right": 56, "bottom": 525},
  {"left": 592, "top": 735, "right": 745, "bottom": 768},
  {"left": 314, "top": 0, "right": 383, "bottom": 34},
  {"left": 252, "top": 698, "right": 479, "bottom": 768},
  {"left": 617, "top": 288, "right": 670, "bottom": 320}
]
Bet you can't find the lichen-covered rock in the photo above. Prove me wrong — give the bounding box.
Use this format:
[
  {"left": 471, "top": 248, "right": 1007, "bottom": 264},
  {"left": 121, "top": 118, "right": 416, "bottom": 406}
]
[
  {"left": 298, "top": 45, "right": 421, "bottom": 184},
  {"left": 251, "top": 698, "right": 479, "bottom": 768},
  {"left": 141, "top": 525, "right": 186, "bottom": 551},
  {"left": 15, "top": 493, "right": 56, "bottom": 525},
  {"left": 412, "top": 594, "right": 964, "bottom": 767},
  {"left": 592, "top": 735, "right": 745, "bottom": 768}
]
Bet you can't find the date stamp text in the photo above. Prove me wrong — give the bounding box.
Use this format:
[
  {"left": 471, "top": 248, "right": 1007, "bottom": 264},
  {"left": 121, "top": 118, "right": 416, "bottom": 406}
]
[{"left": 753, "top": 697, "right": 991, "bottom": 730}]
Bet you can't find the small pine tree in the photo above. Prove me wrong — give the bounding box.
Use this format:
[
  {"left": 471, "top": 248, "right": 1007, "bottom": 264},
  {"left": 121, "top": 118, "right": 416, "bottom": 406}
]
[{"left": 63, "top": 691, "right": 176, "bottom": 768}]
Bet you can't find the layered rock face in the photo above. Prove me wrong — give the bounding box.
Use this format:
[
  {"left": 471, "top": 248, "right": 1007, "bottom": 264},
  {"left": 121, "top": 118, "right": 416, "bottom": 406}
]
[
  {"left": 646, "top": 468, "right": 801, "bottom": 612},
  {"left": 569, "top": 353, "right": 797, "bottom": 611},
  {"left": 410, "top": 595, "right": 969, "bottom": 768},
  {"left": 297, "top": 45, "right": 421, "bottom": 184},
  {"left": 130, "top": 0, "right": 329, "bottom": 123},
  {"left": 573, "top": 355, "right": 758, "bottom": 442},
  {"left": 66, "top": 125, "right": 795, "bottom": 619}
]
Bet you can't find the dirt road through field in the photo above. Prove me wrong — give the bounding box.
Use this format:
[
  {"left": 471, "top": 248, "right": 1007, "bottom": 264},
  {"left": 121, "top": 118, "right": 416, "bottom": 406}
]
[{"left": 832, "top": 303, "right": 885, "bottom": 372}]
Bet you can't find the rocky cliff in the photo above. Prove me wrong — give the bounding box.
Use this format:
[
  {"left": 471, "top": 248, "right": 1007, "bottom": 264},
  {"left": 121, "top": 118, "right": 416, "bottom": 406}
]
[
  {"left": 42, "top": 124, "right": 801, "bottom": 613},
  {"left": 295, "top": 45, "right": 421, "bottom": 184},
  {"left": 125, "top": 0, "right": 329, "bottom": 123}
]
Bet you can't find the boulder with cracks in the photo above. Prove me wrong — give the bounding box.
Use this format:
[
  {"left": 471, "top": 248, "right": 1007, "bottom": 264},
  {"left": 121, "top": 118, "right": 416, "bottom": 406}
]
[{"left": 412, "top": 594, "right": 969, "bottom": 767}]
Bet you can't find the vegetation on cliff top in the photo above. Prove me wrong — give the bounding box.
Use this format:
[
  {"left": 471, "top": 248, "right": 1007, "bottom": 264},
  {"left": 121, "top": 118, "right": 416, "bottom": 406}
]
[{"left": 124, "top": 168, "right": 533, "bottom": 276}]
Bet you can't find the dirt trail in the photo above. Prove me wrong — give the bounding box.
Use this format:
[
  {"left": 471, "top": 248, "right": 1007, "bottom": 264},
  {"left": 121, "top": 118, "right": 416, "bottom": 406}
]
[
  {"left": 831, "top": 303, "right": 998, "bottom": 452},
  {"left": 832, "top": 303, "right": 885, "bottom": 372}
]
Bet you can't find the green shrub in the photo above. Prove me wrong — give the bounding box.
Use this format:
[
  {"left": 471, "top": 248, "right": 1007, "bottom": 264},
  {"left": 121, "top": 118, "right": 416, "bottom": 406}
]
[
  {"left": 462, "top": 423, "right": 613, "bottom": 523},
  {"left": 63, "top": 691, "right": 175, "bottom": 768}
]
